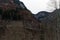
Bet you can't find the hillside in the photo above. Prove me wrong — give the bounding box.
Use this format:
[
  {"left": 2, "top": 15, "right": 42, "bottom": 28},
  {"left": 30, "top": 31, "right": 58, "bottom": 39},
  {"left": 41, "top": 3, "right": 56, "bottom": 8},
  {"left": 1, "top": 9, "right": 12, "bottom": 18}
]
[
  {"left": 0, "top": 0, "right": 42, "bottom": 40},
  {"left": 0, "top": 0, "right": 59, "bottom": 40}
]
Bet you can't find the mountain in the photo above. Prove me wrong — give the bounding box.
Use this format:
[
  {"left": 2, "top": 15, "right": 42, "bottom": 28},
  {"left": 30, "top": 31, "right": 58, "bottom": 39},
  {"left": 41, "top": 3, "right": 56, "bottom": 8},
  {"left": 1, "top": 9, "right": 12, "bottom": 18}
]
[
  {"left": 33, "top": 11, "right": 50, "bottom": 22},
  {"left": 0, "top": 0, "right": 41, "bottom": 40},
  {"left": 0, "top": 0, "right": 59, "bottom": 40}
]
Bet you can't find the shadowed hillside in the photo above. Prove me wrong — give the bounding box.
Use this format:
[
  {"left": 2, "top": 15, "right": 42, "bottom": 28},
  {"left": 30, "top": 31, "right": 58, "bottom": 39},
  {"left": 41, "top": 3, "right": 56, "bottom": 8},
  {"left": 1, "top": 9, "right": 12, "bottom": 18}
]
[
  {"left": 0, "top": 0, "right": 42, "bottom": 40},
  {"left": 0, "top": 0, "right": 59, "bottom": 40}
]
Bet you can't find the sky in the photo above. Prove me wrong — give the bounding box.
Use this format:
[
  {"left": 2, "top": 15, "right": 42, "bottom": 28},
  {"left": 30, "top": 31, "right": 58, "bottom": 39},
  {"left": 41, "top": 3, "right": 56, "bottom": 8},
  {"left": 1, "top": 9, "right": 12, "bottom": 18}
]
[{"left": 20, "top": 0, "right": 49, "bottom": 14}]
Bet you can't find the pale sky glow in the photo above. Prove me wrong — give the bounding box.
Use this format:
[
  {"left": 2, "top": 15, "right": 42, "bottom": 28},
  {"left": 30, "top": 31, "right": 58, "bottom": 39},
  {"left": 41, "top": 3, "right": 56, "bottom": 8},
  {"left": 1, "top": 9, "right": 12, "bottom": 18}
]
[{"left": 20, "top": 0, "right": 49, "bottom": 14}]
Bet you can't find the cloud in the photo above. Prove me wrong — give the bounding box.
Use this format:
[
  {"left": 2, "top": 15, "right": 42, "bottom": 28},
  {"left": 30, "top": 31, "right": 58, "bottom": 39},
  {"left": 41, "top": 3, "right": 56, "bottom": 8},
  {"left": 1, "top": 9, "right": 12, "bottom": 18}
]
[{"left": 20, "top": 0, "right": 49, "bottom": 14}]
